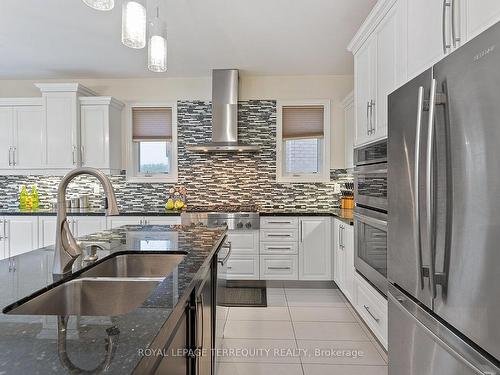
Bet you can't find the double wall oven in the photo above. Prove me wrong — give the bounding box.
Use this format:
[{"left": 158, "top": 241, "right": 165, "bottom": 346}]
[{"left": 353, "top": 139, "right": 388, "bottom": 295}]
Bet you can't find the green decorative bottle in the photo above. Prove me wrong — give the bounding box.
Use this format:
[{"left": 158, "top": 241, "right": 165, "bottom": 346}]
[
  {"left": 19, "top": 185, "right": 28, "bottom": 209},
  {"left": 31, "top": 185, "right": 39, "bottom": 209}
]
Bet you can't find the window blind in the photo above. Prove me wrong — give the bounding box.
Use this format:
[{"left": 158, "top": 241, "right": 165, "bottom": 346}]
[
  {"left": 132, "top": 107, "right": 172, "bottom": 141},
  {"left": 282, "top": 105, "right": 324, "bottom": 139}
]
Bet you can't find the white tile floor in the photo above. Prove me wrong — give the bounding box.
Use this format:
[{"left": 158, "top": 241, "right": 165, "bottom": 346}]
[{"left": 216, "top": 287, "right": 388, "bottom": 375}]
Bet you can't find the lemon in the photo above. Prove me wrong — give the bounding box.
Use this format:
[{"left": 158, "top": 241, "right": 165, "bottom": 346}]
[
  {"left": 166, "top": 199, "right": 175, "bottom": 210},
  {"left": 174, "top": 199, "right": 185, "bottom": 210}
]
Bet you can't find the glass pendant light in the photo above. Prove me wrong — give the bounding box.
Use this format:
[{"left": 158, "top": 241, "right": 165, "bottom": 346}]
[
  {"left": 122, "top": 0, "right": 147, "bottom": 49},
  {"left": 81, "top": 0, "right": 114, "bottom": 11},
  {"left": 148, "top": 7, "right": 168, "bottom": 72}
]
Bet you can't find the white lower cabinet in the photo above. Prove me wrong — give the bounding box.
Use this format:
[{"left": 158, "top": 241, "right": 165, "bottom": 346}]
[
  {"left": 72, "top": 216, "right": 106, "bottom": 237},
  {"left": 260, "top": 255, "right": 298, "bottom": 280},
  {"left": 354, "top": 272, "right": 388, "bottom": 349},
  {"left": 144, "top": 216, "right": 181, "bottom": 225},
  {"left": 1, "top": 216, "right": 39, "bottom": 259},
  {"left": 38, "top": 216, "right": 57, "bottom": 248},
  {"left": 299, "top": 217, "right": 332, "bottom": 280},
  {"left": 333, "top": 219, "right": 355, "bottom": 303},
  {"left": 226, "top": 230, "right": 260, "bottom": 280},
  {"left": 107, "top": 216, "right": 143, "bottom": 228}
]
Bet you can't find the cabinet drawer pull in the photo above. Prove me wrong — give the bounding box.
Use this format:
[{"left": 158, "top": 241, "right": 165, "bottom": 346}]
[
  {"left": 267, "top": 234, "right": 292, "bottom": 237},
  {"left": 266, "top": 246, "right": 292, "bottom": 250},
  {"left": 267, "top": 221, "right": 292, "bottom": 224},
  {"left": 363, "top": 304, "right": 380, "bottom": 323},
  {"left": 268, "top": 266, "right": 291, "bottom": 270}
]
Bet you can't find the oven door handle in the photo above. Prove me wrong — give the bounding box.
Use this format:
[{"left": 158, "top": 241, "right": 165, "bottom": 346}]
[
  {"left": 353, "top": 166, "right": 388, "bottom": 175},
  {"left": 218, "top": 241, "right": 232, "bottom": 266},
  {"left": 353, "top": 212, "right": 387, "bottom": 230}
]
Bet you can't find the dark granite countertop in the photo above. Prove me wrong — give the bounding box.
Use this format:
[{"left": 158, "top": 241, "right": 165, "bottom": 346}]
[
  {"left": 0, "top": 224, "right": 226, "bottom": 374},
  {"left": 259, "top": 208, "right": 354, "bottom": 225},
  {"left": 0, "top": 207, "right": 354, "bottom": 225},
  {"left": 0, "top": 208, "right": 182, "bottom": 216}
]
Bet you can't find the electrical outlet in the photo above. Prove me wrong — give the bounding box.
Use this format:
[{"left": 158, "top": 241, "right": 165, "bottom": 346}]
[{"left": 333, "top": 183, "right": 341, "bottom": 194}]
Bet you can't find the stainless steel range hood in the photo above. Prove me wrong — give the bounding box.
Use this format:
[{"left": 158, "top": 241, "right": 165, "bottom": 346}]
[{"left": 187, "top": 69, "right": 260, "bottom": 152}]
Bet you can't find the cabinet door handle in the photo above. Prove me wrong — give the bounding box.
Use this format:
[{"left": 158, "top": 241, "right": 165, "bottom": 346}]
[
  {"left": 72, "top": 146, "right": 77, "bottom": 165},
  {"left": 12, "top": 147, "right": 17, "bottom": 166},
  {"left": 366, "top": 102, "right": 370, "bottom": 135},
  {"left": 363, "top": 304, "right": 380, "bottom": 323},
  {"left": 451, "top": 0, "right": 460, "bottom": 47},
  {"left": 442, "top": 0, "right": 452, "bottom": 54},
  {"left": 370, "top": 100, "right": 375, "bottom": 135},
  {"left": 300, "top": 221, "right": 303, "bottom": 243},
  {"left": 80, "top": 146, "right": 85, "bottom": 165},
  {"left": 8, "top": 147, "right": 12, "bottom": 166},
  {"left": 268, "top": 266, "right": 291, "bottom": 270}
]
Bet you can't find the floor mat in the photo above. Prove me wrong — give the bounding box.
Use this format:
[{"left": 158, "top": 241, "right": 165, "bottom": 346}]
[{"left": 219, "top": 287, "right": 267, "bottom": 307}]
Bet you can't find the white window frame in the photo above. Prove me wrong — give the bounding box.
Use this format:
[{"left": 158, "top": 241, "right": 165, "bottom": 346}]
[
  {"left": 126, "top": 102, "right": 178, "bottom": 183},
  {"left": 276, "top": 99, "right": 331, "bottom": 183}
]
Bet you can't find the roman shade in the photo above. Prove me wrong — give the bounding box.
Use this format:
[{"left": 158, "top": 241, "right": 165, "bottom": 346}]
[
  {"left": 282, "top": 105, "right": 324, "bottom": 139},
  {"left": 132, "top": 107, "right": 172, "bottom": 141}
]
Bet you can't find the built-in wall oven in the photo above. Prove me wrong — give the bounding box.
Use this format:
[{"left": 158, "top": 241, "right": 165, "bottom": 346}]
[{"left": 353, "top": 140, "right": 388, "bottom": 294}]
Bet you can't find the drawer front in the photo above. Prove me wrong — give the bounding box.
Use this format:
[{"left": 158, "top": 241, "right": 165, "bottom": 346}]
[
  {"left": 354, "top": 274, "right": 388, "bottom": 348},
  {"left": 226, "top": 256, "right": 259, "bottom": 280},
  {"left": 260, "top": 255, "right": 298, "bottom": 280},
  {"left": 227, "top": 230, "right": 259, "bottom": 255},
  {"left": 260, "top": 242, "right": 298, "bottom": 255},
  {"left": 261, "top": 217, "right": 298, "bottom": 229},
  {"left": 260, "top": 228, "right": 298, "bottom": 242}
]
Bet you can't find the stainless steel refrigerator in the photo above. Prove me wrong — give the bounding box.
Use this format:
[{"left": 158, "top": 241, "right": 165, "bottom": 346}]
[{"left": 388, "top": 20, "right": 500, "bottom": 375}]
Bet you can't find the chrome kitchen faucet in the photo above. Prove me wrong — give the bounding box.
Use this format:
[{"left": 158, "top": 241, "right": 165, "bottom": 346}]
[{"left": 53, "top": 167, "right": 119, "bottom": 275}]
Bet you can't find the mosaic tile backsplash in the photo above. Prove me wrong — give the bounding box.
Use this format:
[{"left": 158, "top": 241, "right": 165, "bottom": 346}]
[{"left": 0, "top": 100, "right": 352, "bottom": 211}]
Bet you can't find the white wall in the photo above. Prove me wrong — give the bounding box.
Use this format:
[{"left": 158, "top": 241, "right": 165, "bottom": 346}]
[{"left": 0, "top": 75, "right": 353, "bottom": 168}]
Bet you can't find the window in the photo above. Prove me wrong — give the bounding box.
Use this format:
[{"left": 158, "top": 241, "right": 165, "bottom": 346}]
[
  {"left": 277, "top": 100, "right": 330, "bottom": 182},
  {"left": 127, "top": 103, "right": 178, "bottom": 182}
]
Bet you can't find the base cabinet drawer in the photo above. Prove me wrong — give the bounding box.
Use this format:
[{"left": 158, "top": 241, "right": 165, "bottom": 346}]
[
  {"left": 260, "top": 242, "right": 298, "bottom": 255},
  {"left": 260, "top": 255, "right": 298, "bottom": 280},
  {"left": 261, "top": 217, "right": 298, "bottom": 229},
  {"left": 354, "top": 273, "right": 388, "bottom": 349},
  {"left": 226, "top": 256, "right": 259, "bottom": 280},
  {"left": 261, "top": 228, "right": 298, "bottom": 242}
]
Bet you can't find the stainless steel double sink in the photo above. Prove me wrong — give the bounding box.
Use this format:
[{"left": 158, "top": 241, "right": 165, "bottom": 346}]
[{"left": 4, "top": 253, "right": 186, "bottom": 316}]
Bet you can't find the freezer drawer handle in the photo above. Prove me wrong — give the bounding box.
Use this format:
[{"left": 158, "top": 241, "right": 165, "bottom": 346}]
[{"left": 363, "top": 304, "right": 380, "bottom": 323}]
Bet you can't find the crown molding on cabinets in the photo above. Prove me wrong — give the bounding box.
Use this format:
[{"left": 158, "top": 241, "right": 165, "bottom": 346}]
[
  {"left": 347, "top": 0, "right": 398, "bottom": 54},
  {"left": 0, "top": 98, "right": 43, "bottom": 106},
  {"left": 34, "top": 83, "right": 97, "bottom": 96},
  {"left": 79, "top": 96, "right": 125, "bottom": 110}
]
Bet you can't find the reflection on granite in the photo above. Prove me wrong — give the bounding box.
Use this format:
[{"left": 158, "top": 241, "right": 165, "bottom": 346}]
[{"left": 0, "top": 224, "right": 226, "bottom": 374}]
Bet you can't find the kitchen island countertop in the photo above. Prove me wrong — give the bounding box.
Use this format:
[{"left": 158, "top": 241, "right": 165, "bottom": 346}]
[{"left": 0, "top": 224, "right": 226, "bottom": 374}]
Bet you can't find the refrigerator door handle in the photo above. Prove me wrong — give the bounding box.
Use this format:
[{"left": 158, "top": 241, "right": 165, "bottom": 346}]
[
  {"left": 389, "top": 289, "right": 499, "bottom": 375},
  {"left": 415, "top": 86, "right": 425, "bottom": 290},
  {"left": 426, "top": 78, "right": 437, "bottom": 299}
]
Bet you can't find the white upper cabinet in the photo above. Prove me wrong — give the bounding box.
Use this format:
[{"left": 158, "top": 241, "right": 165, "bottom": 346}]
[
  {"left": 354, "top": 36, "right": 377, "bottom": 147},
  {"left": 36, "top": 83, "right": 97, "bottom": 169},
  {"left": 465, "top": 0, "right": 500, "bottom": 40},
  {"left": 0, "top": 100, "right": 44, "bottom": 171},
  {"left": 350, "top": 0, "right": 405, "bottom": 147},
  {"left": 406, "top": 0, "right": 447, "bottom": 79},
  {"left": 80, "top": 97, "right": 124, "bottom": 173},
  {"left": 13, "top": 106, "right": 44, "bottom": 169}
]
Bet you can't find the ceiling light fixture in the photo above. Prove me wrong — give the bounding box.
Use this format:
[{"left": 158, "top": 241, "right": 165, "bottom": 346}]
[
  {"left": 122, "top": 0, "right": 147, "bottom": 49},
  {"left": 148, "top": 7, "right": 168, "bottom": 72},
  {"left": 81, "top": 0, "right": 114, "bottom": 11}
]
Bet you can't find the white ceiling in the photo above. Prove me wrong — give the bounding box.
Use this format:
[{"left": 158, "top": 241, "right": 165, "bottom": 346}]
[{"left": 0, "top": 0, "right": 376, "bottom": 79}]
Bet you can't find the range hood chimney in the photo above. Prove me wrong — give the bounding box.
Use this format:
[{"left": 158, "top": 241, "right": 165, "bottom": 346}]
[{"left": 187, "top": 69, "right": 260, "bottom": 152}]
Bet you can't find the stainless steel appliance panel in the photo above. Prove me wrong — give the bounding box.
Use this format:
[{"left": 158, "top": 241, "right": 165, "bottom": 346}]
[
  {"left": 387, "top": 68, "right": 435, "bottom": 309},
  {"left": 430, "top": 21, "right": 500, "bottom": 361},
  {"left": 388, "top": 285, "right": 500, "bottom": 375},
  {"left": 353, "top": 163, "right": 388, "bottom": 211},
  {"left": 354, "top": 207, "right": 388, "bottom": 294}
]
